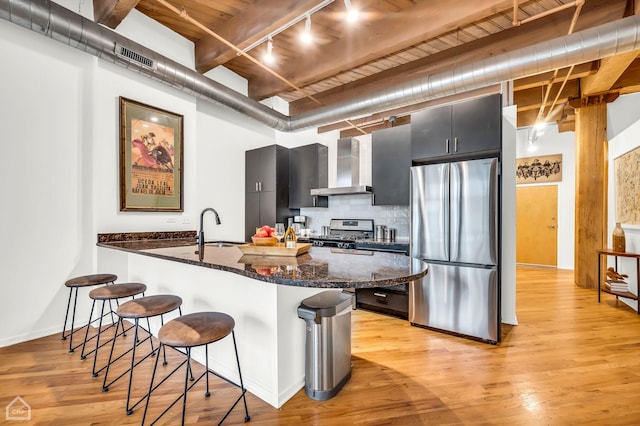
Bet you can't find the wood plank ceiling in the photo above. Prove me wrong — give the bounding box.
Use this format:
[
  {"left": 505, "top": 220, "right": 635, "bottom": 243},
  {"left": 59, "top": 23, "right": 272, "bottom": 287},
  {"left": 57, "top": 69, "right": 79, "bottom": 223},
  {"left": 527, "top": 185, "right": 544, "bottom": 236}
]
[{"left": 94, "top": 0, "right": 640, "bottom": 135}]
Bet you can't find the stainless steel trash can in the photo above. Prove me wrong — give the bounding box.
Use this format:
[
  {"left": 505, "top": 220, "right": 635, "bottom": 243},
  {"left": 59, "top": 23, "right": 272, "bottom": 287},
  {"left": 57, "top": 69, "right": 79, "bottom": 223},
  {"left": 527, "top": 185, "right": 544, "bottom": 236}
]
[{"left": 297, "top": 291, "right": 353, "bottom": 400}]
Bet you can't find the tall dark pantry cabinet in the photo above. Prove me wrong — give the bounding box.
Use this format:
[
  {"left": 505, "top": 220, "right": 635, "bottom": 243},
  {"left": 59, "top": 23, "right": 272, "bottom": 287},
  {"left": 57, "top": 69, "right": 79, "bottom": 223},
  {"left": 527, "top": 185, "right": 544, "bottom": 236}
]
[{"left": 245, "top": 145, "right": 290, "bottom": 241}]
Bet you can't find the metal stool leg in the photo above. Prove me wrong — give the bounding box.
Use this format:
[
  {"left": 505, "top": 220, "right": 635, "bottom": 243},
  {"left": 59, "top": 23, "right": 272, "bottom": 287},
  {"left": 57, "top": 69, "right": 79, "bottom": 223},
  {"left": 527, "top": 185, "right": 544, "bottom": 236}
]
[
  {"left": 79, "top": 299, "right": 98, "bottom": 360},
  {"left": 126, "top": 318, "right": 140, "bottom": 416},
  {"left": 61, "top": 287, "right": 73, "bottom": 340},
  {"left": 181, "top": 347, "right": 191, "bottom": 426},
  {"left": 90, "top": 300, "right": 107, "bottom": 376},
  {"left": 204, "top": 345, "right": 211, "bottom": 397},
  {"left": 102, "top": 318, "right": 122, "bottom": 392},
  {"left": 67, "top": 288, "right": 80, "bottom": 353},
  {"left": 232, "top": 331, "right": 250, "bottom": 423}
]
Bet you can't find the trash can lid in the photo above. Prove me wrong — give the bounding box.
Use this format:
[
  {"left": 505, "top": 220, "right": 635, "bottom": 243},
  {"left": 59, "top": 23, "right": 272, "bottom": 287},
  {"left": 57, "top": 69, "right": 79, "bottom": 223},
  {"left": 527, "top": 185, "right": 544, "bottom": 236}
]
[{"left": 298, "top": 291, "right": 353, "bottom": 318}]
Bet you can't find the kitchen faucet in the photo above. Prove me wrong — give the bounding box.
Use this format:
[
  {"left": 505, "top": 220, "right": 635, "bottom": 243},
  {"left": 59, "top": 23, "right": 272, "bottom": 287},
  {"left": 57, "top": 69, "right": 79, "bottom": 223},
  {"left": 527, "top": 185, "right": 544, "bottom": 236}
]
[{"left": 197, "top": 207, "right": 221, "bottom": 250}]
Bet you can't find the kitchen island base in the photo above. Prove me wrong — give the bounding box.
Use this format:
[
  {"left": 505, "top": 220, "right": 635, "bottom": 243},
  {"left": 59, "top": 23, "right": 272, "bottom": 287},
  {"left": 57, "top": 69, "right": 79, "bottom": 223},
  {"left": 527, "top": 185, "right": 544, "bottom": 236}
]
[
  {"left": 98, "top": 247, "right": 332, "bottom": 408},
  {"left": 96, "top": 238, "right": 427, "bottom": 408}
]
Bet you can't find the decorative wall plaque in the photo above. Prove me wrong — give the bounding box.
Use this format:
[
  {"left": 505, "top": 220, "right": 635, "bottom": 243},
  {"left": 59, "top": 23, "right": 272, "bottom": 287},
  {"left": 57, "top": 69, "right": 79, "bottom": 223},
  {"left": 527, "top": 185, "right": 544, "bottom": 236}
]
[
  {"left": 516, "top": 154, "right": 562, "bottom": 184},
  {"left": 614, "top": 146, "right": 640, "bottom": 225}
]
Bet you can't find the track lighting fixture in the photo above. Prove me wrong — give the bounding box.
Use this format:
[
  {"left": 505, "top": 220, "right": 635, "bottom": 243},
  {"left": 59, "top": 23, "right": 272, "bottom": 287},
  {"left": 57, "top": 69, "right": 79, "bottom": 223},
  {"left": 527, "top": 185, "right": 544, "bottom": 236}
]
[
  {"left": 241, "top": 0, "right": 335, "bottom": 55},
  {"left": 301, "top": 14, "right": 312, "bottom": 44},
  {"left": 264, "top": 37, "right": 274, "bottom": 64},
  {"left": 344, "top": 0, "right": 359, "bottom": 23}
]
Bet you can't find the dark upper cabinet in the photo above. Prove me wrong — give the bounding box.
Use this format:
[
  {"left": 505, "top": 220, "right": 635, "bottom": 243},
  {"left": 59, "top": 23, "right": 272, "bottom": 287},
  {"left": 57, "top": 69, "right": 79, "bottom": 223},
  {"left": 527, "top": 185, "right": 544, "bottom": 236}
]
[
  {"left": 410, "top": 105, "right": 452, "bottom": 160},
  {"left": 246, "top": 144, "right": 278, "bottom": 193},
  {"left": 411, "top": 94, "right": 502, "bottom": 161},
  {"left": 245, "top": 145, "right": 290, "bottom": 241},
  {"left": 289, "top": 143, "right": 328, "bottom": 208},
  {"left": 372, "top": 124, "right": 411, "bottom": 206}
]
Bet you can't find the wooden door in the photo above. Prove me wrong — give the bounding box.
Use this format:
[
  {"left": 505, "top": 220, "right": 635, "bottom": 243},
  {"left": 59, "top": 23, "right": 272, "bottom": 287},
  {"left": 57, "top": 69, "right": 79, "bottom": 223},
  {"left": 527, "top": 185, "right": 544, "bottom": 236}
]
[{"left": 516, "top": 185, "right": 558, "bottom": 266}]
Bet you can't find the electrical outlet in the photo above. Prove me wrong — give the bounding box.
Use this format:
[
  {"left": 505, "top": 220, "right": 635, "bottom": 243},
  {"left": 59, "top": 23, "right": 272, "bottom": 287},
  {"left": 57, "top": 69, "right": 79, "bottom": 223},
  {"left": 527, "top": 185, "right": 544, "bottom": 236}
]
[{"left": 182, "top": 217, "right": 191, "bottom": 224}]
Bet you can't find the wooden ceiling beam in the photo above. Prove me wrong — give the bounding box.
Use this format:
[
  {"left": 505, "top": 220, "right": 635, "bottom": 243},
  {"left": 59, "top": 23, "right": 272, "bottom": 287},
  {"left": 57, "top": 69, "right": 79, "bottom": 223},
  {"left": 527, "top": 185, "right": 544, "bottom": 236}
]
[
  {"left": 517, "top": 103, "right": 567, "bottom": 128},
  {"left": 514, "top": 80, "right": 580, "bottom": 112},
  {"left": 245, "top": 0, "right": 515, "bottom": 100},
  {"left": 287, "top": 0, "right": 625, "bottom": 116},
  {"left": 339, "top": 117, "right": 411, "bottom": 138},
  {"left": 557, "top": 116, "right": 576, "bottom": 133},
  {"left": 581, "top": 51, "right": 640, "bottom": 95},
  {"left": 93, "top": 0, "right": 140, "bottom": 28},
  {"left": 195, "top": 0, "right": 320, "bottom": 74},
  {"left": 614, "top": 58, "right": 640, "bottom": 94},
  {"left": 513, "top": 63, "right": 597, "bottom": 91}
]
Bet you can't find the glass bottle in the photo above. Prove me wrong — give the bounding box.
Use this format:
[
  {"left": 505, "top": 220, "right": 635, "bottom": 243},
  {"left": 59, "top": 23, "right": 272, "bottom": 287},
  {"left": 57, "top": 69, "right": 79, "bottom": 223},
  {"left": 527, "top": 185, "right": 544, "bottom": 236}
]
[
  {"left": 612, "top": 222, "right": 626, "bottom": 253},
  {"left": 284, "top": 225, "right": 297, "bottom": 248}
]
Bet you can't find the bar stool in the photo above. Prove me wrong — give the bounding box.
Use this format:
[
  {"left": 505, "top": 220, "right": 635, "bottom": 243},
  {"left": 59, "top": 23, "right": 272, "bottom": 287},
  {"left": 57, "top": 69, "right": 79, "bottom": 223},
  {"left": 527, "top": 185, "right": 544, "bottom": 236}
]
[
  {"left": 61, "top": 273, "right": 118, "bottom": 354},
  {"left": 80, "top": 283, "right": 148, "bottom": 377},
  {"left": 102, "top": 294, "right": 183, "bottom": 416},
  {"left": 142, "top": 312, "right": 250, "bottom": 426}
]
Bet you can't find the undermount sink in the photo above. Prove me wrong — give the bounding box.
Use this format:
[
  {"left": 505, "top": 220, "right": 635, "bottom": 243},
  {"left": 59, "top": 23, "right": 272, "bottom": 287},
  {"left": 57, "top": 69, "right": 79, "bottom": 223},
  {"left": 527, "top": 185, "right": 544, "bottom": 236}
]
[{"left": 205, "top": 241, "right": 244, "bottom": 248}]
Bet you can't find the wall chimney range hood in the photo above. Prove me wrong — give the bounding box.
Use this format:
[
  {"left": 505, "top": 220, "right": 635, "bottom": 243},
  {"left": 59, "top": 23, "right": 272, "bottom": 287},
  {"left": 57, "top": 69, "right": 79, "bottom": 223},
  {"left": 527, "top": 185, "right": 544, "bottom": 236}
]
[{"left": 311, "top": 138, "right": 372, "bottom": 196}]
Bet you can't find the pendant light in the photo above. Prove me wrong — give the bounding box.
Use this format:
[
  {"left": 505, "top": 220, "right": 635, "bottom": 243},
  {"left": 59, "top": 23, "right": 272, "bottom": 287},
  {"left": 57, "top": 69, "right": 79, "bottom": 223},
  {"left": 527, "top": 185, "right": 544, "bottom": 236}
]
[
  {"left": 301, "top": 14, "right": 312, "bottom": 44},
  {"left": 264, "top": 37, "right": 275, "bottom": 64},
  {"left": 344, "top": 0, "right": 359, "bottom": 23}
]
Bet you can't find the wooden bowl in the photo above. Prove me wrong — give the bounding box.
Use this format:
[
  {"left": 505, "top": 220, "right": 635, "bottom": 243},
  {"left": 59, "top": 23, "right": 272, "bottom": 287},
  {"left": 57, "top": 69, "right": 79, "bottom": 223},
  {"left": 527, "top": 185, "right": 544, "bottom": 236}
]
[{"left": 251, "top": 236, "right": 278, "bottom": 246}]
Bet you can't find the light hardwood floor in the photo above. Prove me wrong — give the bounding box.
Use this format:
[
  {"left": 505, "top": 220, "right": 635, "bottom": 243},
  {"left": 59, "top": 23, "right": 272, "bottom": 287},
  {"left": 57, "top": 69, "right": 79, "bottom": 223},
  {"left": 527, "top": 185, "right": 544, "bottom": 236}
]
[{"left": 2, "top": 267, "right": 640, "bottom": 425}]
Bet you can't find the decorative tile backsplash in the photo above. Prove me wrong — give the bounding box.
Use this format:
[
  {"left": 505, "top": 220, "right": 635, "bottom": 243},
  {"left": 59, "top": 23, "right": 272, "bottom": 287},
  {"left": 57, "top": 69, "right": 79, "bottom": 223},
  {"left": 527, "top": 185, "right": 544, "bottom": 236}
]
[{"left": 300, "top": 194, "right": 410, "bottom": 238}]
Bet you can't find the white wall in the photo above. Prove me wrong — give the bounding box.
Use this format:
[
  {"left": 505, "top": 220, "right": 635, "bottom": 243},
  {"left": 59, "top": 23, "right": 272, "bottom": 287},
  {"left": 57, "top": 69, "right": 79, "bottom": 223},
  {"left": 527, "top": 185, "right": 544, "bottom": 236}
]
[
  {"left": 606, "top": 92, "right": 640, "bottom": 311},
  {"left": 0, "top": 19, "right": 96, "bottom": 346},
  {"left": 502, "top": 106, "right": 518, "bottom": 326},
  {"left": 0, "top": 2, "right": 279, "bottom": 346},
  {"left": 515, "top": 124, "right": 576, "bottom": 270}
]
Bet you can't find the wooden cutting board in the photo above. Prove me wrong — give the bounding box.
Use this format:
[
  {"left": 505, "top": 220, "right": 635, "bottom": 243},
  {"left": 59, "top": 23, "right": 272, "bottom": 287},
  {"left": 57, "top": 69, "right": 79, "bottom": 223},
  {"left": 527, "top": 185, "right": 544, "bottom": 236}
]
[{"left": 237, "top": 243, "right": 312, "bottom": 257}]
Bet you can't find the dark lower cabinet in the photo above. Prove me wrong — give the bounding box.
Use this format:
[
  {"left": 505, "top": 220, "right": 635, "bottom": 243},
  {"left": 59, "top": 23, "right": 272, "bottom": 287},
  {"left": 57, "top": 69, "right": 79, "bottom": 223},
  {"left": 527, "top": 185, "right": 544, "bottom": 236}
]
[
  {"left": 356, "top": 284, "right": 409, "bottom": 319},
  {"left": 245, "top": 145, "right": 291, "bottom": 241},
  {"left": 411, "top": 93, "right": 502, "bottom": 161},
  {"left": 372, "top": 124, "right": 411, "bottom": 206},
  {"left": 289, "top": 143, "right": 328, "bottom": 208}
]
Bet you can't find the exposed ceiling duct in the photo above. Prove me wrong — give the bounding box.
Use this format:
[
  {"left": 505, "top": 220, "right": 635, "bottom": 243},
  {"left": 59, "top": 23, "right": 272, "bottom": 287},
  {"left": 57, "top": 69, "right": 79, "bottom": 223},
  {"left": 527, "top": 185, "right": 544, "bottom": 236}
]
[{"left": 1, "top": 0, "right": 640, "bottom": 132}]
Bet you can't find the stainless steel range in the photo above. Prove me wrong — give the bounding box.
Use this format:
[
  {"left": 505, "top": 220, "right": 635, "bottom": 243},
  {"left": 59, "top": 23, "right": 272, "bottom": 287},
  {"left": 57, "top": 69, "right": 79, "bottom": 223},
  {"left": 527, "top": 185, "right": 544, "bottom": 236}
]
[
  {"left": 308, "top": 219, "right": 374, "bottom": 249},
  {"left": 310, "top": 218, "right": 409, "bottom": 319}
]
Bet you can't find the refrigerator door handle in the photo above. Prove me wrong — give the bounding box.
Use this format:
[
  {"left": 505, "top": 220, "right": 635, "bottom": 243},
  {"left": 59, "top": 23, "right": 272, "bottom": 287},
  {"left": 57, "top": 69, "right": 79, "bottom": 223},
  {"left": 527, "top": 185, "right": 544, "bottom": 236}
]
[
  {"left": 441, "top": 164, "right": 450, "bottom": 260},
  {"left": 449, "top": 162, "right": 460, "bottom": 261}
]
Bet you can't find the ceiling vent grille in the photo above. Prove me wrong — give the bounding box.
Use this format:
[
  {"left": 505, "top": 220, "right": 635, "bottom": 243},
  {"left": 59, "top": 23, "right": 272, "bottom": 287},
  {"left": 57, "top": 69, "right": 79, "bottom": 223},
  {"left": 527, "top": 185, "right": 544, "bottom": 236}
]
[{"left": 115, "top": 43, "right": 156, "bottom": 70}]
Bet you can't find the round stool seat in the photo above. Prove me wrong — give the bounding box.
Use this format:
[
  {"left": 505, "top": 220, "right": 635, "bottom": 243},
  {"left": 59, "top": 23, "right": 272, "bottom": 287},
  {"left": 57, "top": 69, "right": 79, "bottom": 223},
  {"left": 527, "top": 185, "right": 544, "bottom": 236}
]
[
  {"left": 65, "top": 273, "right": 118, "bottom": 288},
  {"left": 89, "top": 283, "right": 147, "bottom": 300},
  {"left": 117, "top": 295, "right": 182, "bottom": 319},
  {"left": 159, "top": 312, "right": 234, "bottom": 348}
]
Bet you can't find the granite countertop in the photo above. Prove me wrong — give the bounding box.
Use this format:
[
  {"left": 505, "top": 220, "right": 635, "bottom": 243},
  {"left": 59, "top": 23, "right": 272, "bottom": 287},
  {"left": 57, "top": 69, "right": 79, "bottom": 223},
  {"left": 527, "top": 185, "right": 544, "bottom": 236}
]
[{"left": 97, "top": 233, "right": 427, "bottom": 289}]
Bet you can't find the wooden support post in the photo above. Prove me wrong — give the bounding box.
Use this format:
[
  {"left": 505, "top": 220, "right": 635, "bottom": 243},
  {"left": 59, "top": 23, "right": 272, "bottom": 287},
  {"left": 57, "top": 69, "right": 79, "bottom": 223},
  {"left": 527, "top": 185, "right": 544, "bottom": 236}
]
[{"left": 574, "top": 100, "right": 608, "bottom": 289}]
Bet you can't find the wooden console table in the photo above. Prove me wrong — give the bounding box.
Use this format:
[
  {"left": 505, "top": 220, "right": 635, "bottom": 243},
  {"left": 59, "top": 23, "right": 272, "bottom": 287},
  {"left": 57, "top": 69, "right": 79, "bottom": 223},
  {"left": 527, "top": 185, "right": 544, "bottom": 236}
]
[{"left": 597, "top": 249, "right": 640, "bottom": 314}]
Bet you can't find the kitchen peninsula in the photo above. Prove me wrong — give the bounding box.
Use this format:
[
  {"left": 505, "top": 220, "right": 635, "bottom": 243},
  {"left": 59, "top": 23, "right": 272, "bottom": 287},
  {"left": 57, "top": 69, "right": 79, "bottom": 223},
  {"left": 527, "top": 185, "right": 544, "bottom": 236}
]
[{"left": 97, "top": 233, "right": 427, "bottom": 408}]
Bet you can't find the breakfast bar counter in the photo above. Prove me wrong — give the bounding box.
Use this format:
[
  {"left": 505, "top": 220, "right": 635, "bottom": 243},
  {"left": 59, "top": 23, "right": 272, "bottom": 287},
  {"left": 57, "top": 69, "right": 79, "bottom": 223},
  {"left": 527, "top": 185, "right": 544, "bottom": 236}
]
[
  {"left": 98, "top": 238, "right": 427, "bottom": 288},
  {"left": 97, "top": 234, "right": 427, "bottom": 408}
]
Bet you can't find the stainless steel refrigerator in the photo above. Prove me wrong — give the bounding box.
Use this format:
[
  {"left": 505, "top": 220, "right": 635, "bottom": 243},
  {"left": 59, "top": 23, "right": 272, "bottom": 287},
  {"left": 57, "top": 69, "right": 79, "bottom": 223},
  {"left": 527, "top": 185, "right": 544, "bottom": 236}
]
[{"left": 409, "top": 158, "right": 500, "bottom": 343}]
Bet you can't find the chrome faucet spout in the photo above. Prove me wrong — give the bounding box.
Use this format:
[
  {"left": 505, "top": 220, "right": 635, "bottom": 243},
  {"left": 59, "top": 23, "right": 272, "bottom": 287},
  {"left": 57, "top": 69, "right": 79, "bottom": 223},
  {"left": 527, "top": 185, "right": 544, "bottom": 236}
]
[{"left": 197, "top": 207, "right": 221, "bottom": 247}]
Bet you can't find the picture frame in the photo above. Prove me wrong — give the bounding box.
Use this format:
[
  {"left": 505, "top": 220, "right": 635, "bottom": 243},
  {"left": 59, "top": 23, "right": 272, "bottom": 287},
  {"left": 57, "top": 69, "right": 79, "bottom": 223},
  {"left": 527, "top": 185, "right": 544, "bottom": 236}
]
[
  {"left": 515, "top": 153, "right": 562, "bottom": 185},
  {"left": 614, "top": 145, "right": 640, "bottom": 225},
  {"left": 119, "top": 97, "right": 183, "bottom": 212}
]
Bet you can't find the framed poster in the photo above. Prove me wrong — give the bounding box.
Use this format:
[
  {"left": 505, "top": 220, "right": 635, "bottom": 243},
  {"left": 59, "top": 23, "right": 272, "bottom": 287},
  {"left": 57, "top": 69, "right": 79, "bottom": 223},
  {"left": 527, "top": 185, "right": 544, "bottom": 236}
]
[
  {"left": 119, "top": 97, "right": 183, "bottom": 212},
  {"left": 516, "top": 154, "right": 562, "bottom": 184},
  {"left": 614, "top": 146, "right": 640, "bottom": 225}
]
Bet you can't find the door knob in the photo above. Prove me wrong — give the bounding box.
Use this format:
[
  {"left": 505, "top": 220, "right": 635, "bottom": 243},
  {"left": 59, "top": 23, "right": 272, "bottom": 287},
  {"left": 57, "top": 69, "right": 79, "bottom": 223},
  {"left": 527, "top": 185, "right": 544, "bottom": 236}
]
[{"left": 548, "top": 225, "right": 556, "bottom": 229}]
